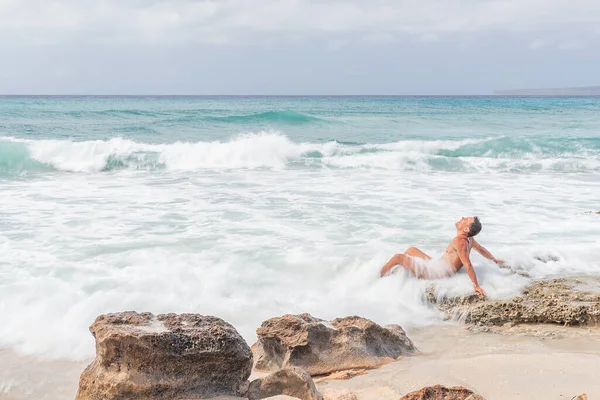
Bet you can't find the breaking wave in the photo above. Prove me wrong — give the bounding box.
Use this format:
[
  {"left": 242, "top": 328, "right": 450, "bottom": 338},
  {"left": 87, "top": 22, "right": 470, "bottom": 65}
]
[
  {"left": 203, "top": 110, "right": 326, "bottom": 124},
  {"left": 1, "top": 133, "right": 599, "bottom": 174}
]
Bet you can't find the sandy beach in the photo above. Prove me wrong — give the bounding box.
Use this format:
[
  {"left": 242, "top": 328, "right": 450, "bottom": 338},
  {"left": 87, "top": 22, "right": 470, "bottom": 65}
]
[
  {"left": 318, "top": 325, "right": 600, "bottom": 399},
  {"left": 2, "top": 324, "right": 599, "bottom": 400}
]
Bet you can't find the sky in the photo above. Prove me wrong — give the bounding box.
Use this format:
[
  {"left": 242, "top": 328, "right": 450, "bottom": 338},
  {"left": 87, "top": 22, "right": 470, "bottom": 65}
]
[{"left": 1, "top": 0, "right": 599, "bottom": 95}]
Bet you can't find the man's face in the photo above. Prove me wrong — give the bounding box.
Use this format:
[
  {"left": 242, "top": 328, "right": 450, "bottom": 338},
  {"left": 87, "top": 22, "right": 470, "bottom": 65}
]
[{"left": 456, "top": 216, "right": 474, "bottom": 231}]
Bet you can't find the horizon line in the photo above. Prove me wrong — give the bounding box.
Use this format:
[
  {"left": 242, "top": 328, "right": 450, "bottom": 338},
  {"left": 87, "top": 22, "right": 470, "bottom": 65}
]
[{"left": 3, "top": 93, "right": 600, "bottom": 97}]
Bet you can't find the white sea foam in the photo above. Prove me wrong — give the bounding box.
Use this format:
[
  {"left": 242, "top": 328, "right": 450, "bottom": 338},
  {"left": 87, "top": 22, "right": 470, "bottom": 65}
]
[
  {"left": 0, "top": 133, "right": 599, "bottom": 360},
  {"left": 0, "top": 150, "right": 600, "bottom": 358}
]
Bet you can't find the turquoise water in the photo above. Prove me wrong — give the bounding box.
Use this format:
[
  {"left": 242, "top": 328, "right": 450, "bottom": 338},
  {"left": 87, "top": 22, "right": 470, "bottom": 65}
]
[
  {"left": 2, "top": 96, "right": 599, "bottom": 173},
  {"left": 1, "top": 96, "right": 599, "bottom": 359},
  {"left": 3, "top": 96, "right": 600, "bottom": 141}
]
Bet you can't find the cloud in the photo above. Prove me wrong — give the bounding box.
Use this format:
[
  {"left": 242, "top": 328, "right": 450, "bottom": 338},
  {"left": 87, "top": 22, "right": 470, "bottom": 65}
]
[
  {"left": 530, "top": 38, "right": 587, "bottom": 50},
  {"left": 1, "top": 0, "right": 599, "bottom": 45},
  {"left": 419, "top": 34, "right": 440, "bottom": 43},
  {"left": 557, "top": 40, "right": 586, "bottom": 50},
  {"left": 530, "top": 38, "right": 554, "bottom": 50},
  {"left": 361, "top": 31, "right": 396, "bottom": 44}
]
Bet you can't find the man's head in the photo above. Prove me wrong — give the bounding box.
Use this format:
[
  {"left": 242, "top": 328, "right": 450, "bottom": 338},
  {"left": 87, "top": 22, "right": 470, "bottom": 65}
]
[{"left": 456, "top": 216, "right": 482, "bottom": 237}]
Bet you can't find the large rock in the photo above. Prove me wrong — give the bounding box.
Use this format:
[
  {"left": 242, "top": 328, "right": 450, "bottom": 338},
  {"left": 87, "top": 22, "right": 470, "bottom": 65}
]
[
  {"left": 246, "top": 367, "right": 321, "bottom": 400},
  {"left": 428, "top": 278, "right": 600, "bottom": 327},
  {"left": 75, "top": 312, "right": 253, "bottom": 400},
  {"left": 399, "top": 385, "right": 479, "bottom": 400},
  {"left": 253, "top": 314, "right": 417, "bottom": 376}
]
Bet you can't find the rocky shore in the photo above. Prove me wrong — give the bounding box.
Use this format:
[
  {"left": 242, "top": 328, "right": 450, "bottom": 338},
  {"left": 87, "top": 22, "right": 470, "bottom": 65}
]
[
  {"left": 427, "top": 277, "right": 600, "bottom": 332},
  {"left": 75, "top": 312, "right": 420, "bottom": 400},
  {"left": 5, "top": 277, "right": 598, "bottom": 400}
]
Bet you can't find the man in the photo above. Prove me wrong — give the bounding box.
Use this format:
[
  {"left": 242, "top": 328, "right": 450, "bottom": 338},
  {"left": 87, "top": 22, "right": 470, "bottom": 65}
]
[{"left": 380, "top": 216, "right": 503, "bottom": 296}]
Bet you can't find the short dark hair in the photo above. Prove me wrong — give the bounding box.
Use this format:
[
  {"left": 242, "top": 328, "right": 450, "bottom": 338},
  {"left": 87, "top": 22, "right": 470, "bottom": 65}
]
[{"left": 468, "top": 217, "right": 482, "bottom": 237}]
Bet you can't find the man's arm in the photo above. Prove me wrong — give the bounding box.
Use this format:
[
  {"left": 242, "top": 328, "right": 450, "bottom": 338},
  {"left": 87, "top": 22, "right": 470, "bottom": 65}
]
[
  {"left": 472, "top": 239, "right": 504, "bottom": 265},
  {"left": 456, "top": 238, "right": 486, "bottom": 296}
]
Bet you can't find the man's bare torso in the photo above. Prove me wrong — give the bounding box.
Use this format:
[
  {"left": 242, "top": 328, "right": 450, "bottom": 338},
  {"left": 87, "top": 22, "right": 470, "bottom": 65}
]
[{"left": 442, "top": 236, "right": 473, "bottom": 272}]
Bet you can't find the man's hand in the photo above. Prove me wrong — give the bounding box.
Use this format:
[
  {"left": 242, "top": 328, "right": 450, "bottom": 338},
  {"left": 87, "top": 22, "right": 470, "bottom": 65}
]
[
  {"left": 473, "top": 285, "right": 487, "bottom": 297},
  {"left": 473, "top": 240, "right": 503, "bottom": 266}
]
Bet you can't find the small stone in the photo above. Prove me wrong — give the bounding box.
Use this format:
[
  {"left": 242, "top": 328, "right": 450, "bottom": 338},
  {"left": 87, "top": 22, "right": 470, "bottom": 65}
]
[
  {"left": 399, "top": 384, "right": 476, "bottom": 400},
  {"left": 247, "top": 367, "right": 322, "bottom": 400},
  {"left": 314, "top": 369, "right": 367, "bottom": 383}
]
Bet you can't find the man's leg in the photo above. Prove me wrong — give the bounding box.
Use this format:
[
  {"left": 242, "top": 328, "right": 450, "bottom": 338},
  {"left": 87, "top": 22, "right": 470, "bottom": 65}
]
[
  {"left": 380, "top": 247, "right": 433, "bottom": 277},
  {"left": 380, "top": 253, "right": 416, "bottom": 277},
  {"left": 404, "top": 247, "right": 431, "bottom": 260}
]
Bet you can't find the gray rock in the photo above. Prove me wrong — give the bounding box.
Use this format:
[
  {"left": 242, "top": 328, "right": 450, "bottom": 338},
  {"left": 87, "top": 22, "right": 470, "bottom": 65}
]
[
  {"left": 75, "top": 312, "right": 253, "bottom": 400},
  {"left": 253, "top": 314, "right": 417, "bottom": 376}
]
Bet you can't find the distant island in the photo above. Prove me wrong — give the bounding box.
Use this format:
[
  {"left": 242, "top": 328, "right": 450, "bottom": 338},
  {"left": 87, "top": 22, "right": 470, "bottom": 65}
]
[{"left": 494, "top": 86, "right": 600, "bottom": 96}]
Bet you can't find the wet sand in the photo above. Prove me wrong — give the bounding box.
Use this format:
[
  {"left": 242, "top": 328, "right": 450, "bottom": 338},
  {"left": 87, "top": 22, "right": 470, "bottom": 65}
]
[
  {"left": 0, "top": 350, "right": 86, "bottom": 400},
  {"left": 2, "top": 324, "right": 599, "bottom": 400},
  {"left": 319, "top": 325, "right": 600, "bottom": 400}
]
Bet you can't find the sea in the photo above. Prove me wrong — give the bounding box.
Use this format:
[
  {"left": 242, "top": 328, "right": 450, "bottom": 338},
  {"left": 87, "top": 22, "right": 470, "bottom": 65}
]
[{"left": 1, "top": 96, "right": 599, "bottom": 360}]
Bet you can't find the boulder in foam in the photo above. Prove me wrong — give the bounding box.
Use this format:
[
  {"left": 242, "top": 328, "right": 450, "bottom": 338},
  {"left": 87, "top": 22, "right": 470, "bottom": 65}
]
[{"left": 428, "top": 278, "right": 600, "bottom": 327}]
